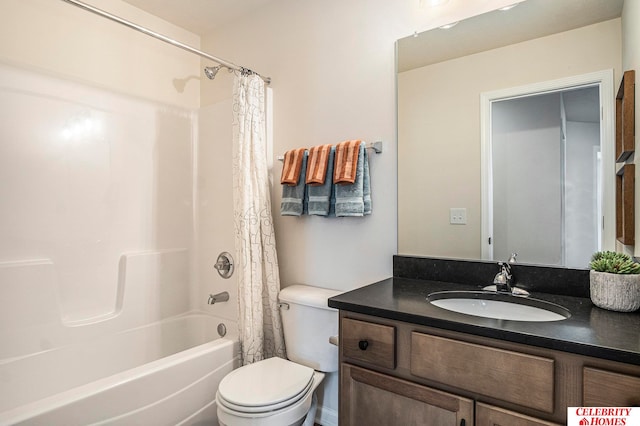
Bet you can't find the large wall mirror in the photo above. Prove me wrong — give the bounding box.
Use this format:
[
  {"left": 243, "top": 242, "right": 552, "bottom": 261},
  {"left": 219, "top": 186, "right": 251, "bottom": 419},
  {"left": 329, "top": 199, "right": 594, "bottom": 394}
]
[{"left": 397, "top": 0, "right": 625, "bottom": 268}]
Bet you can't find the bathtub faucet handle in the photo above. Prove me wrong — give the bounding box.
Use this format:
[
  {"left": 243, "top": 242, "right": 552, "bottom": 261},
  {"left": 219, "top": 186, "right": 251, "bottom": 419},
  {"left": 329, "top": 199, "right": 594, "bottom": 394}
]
[
  {"left": 213, "top": 252, "right": 234, "bottom": 279},
  {"left": 208, "top": 291, "right": 230, "bottom": 305}
]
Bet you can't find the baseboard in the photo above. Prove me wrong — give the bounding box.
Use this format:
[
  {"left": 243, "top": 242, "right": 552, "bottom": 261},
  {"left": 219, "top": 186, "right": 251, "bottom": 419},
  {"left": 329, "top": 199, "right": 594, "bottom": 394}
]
[{"left": 315, "top": 404, "right": 338, "bottom": 426}]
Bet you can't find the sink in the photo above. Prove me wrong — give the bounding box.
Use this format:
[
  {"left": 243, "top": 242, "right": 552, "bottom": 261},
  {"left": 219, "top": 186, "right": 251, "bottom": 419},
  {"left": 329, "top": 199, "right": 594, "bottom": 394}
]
[{"left": 427, "top": 291, "right": 571, "bottom": 322}]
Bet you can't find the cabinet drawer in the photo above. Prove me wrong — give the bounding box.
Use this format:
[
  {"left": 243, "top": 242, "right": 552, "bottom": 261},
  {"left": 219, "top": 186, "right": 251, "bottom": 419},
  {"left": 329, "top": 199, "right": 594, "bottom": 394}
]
[
  {"left": 476, "top": 402, "right": 562, "bottom": 426},
  {"left": 342, "top": 318, "right": 396, "bottom": 369},
  {"left": 583, "top": 367, "right": 640, "bottom": 406},
  {"left": 411, "top": 332, "right": 555, "bottom": 412}
]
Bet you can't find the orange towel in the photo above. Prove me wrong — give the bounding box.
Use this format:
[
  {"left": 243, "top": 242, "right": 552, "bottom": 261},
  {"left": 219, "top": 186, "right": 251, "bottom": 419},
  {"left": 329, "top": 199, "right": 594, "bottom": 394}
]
[
  {"left": 333, "top": 140, "right": 362, "bottom": 184},
  {"left": 306, "top": 144, "right": 333, "bottom": 185},
  {"left": 280, "top": 148, "right": 306, "bottom": 185}
]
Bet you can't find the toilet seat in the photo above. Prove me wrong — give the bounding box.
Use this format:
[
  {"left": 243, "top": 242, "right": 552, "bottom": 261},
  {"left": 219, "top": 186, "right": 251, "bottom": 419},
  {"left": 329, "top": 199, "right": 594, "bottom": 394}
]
[
  {"left": 217, "top": 380, "right": 313, "bottom": 414},
  {"left": 217, "top": 357, "right": 315, "bottom": 413}
]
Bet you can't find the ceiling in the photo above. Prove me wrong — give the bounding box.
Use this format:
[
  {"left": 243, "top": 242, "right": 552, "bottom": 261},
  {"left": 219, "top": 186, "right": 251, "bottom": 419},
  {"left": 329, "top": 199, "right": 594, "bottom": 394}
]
[
  {"left": 121, "top": 0, "right": 624, "bottom": 47},
  {"left": 398, "top": 0, "right": 624, "bottom": 72},
  {"left": 121, "top": 0, "right": 279, "bottom": 35}
]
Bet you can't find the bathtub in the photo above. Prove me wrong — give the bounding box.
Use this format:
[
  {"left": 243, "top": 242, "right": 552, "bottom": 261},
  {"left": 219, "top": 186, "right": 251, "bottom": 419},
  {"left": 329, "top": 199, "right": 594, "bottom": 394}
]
[{"left": 0, "top": 313, "right": 240, "bottom": 426}]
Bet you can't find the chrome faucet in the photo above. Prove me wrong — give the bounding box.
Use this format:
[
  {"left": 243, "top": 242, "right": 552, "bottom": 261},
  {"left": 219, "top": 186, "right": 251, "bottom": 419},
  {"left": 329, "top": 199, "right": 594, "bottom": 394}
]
[
  {"left": 493, "top": 262, "right": 513, "bottom": 293},
  {"left": 483, "top": 254, "right": 530, "bottom": 295},
  {"left": 208, "top": 291, "right": 230, "bottom": 305}
]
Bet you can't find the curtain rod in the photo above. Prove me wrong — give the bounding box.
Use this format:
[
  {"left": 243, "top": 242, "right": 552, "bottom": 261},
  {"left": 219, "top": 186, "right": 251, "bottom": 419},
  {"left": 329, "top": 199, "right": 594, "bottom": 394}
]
[{"left": 59, "top": 0, "right": 271, "bottom": 84}]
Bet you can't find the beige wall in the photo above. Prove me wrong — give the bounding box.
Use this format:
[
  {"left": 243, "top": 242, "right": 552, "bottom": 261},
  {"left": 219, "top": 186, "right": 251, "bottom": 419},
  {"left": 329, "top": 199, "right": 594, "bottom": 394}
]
[
  {"left": 0, "top": 0, "right": 200, "bottom": 108},
  {"left": 398, "top": 19, "right": 622, "bottom": 259}
]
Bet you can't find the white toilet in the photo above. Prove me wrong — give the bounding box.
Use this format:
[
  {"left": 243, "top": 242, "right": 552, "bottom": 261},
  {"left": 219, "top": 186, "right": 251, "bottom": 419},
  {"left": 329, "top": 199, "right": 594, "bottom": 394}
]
[{"left": 216, "top": 284, "right": 341, "bottom": 426}]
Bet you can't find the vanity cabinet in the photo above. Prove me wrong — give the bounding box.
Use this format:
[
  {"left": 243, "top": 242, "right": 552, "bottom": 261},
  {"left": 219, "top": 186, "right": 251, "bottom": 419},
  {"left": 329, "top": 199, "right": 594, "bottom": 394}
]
[{"left": 338, "top": 311, "right": 640, "bottom": 425}]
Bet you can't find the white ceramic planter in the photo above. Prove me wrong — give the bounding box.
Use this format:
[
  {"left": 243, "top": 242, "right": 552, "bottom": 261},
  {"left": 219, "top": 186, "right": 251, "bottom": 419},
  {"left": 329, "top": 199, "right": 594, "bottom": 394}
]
[{"left": 590, "top": 270, "right": 640, "bottom": 312}]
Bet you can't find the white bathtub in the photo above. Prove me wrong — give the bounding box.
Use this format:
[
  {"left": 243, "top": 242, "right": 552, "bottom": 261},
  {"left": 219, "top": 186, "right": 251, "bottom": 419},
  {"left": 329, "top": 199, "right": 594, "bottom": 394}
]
[{"left": 0, "top": 313, "right": 240, "bottom": 426}]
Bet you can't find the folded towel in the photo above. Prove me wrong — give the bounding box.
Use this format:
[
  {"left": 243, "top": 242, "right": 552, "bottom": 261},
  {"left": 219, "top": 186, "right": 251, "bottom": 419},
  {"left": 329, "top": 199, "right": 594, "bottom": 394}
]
[
  {"left": 280, "top": 148, "right": 306, "bottom": 185},
  {"left": 308, "top": 146, "right": 335, "bottom": 216},
  {"left": 306, "top": 144, "right": 332, "bottom": 185},
  {"left": 363, "top": 149, "right": 372, "bottom": 215},
  {"left": 335, "top": 142, "right": 371, "bottom": 217},
  {"left": 281, "top": 150, "right": 308, "bottom": 216},
  {"left": 333, "top": 140, "right": 362, "bottom": 184},
  {"left": 329, "top": 181, "right": 337, "bottom": 217}
]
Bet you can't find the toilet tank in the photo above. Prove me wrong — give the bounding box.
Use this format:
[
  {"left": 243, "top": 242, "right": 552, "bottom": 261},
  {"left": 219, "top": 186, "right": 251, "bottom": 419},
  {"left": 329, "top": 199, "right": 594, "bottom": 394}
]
[{"left": 279, "top": 284, "right": 341, "bottom": 372}]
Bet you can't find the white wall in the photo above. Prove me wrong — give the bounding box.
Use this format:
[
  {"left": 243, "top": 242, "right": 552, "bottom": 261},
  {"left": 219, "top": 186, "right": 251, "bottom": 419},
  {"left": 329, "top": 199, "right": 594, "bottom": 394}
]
[{"left": 0, "top": 0, "right": 201, "bottom": 109}]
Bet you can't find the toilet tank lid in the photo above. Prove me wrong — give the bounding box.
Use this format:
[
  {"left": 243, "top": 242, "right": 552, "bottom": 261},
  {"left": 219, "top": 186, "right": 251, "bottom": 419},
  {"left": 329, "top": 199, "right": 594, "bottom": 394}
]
[{"left": 279, "top": 284, "right": 342, "bottom": 309}]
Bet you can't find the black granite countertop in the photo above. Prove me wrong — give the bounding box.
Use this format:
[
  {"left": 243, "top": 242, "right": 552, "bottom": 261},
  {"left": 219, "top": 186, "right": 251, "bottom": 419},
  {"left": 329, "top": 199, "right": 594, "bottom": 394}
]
[{"left": 328, "top": 277, "right": 640, "bottom": 366}]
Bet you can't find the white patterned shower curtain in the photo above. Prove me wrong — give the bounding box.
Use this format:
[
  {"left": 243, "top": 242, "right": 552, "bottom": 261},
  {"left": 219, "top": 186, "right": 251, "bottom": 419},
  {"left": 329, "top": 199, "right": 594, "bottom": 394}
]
[{"left": 232, "top": 72, "right": 286, "bottom": 365}]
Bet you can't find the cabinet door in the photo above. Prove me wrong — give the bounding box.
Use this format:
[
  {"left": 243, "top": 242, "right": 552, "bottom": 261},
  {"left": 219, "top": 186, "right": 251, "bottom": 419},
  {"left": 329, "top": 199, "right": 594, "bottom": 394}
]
[
  {"left": 340, "top": 363, "right": 473, "bottom": 426},
  {"left": 583, "top": 367, "right": 640, "bottom": 406},
  {"left": 476, "top": 402, "right": 562, "bottom": 426}
]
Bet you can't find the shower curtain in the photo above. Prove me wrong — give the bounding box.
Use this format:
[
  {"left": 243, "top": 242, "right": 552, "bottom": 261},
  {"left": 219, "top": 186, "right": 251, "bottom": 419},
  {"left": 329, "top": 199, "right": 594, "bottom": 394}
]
[{"left": 232, "top": 72, "right": 286, "bottom": 365}]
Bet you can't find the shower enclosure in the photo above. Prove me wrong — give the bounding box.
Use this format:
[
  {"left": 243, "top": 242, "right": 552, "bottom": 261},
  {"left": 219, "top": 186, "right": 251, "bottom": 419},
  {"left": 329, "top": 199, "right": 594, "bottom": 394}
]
[
  {"left": 0, "top": 0, "right": 248, "bottom": 422},
  {"left": 488, "top": 86, "right": 602, "bottom": 268},
  {"left": 0, "top": 59, "right": 234, "bottom": 421}
]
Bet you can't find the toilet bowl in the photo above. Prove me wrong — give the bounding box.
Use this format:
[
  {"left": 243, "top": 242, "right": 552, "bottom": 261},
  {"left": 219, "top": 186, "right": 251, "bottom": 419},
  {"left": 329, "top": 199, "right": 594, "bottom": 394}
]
[
  {"left": 216, "top": 358, "right": 325, "bottom": 426},
  {"left": 216, "top": 285, "right": 340, "bottom": 426}
]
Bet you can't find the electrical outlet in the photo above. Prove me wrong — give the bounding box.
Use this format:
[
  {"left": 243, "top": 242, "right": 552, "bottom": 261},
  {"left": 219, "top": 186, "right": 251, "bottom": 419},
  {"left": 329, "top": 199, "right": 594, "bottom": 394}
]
[{"left": 450, "top": 208, "right": 467, "bottom": 225}]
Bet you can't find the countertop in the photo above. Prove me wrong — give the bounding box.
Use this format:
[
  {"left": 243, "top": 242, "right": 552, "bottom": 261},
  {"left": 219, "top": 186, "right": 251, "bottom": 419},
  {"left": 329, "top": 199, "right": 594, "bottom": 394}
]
[{"left": 328, "top": 277, "right": 640, "bottom": 366}]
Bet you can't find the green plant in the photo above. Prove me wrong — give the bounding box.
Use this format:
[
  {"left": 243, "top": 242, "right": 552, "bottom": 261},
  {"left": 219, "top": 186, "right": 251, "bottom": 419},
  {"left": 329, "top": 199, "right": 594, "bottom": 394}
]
[{"left": 590, "top": 251, "right": 640, "bottom": 274}]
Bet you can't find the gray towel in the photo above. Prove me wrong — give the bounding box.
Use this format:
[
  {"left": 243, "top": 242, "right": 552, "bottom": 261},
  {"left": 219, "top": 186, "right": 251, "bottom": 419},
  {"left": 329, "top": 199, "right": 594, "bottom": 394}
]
[
  {"left": 281, "top": 150, "right": 308, "bottom": 216},
  {"left": 335, "top": 143, "right": 371, "bottom": 217},
  {"left": 307, "top": 146, "right": 335, "bottom": 216},
  {"left": 363, "top": 150, "right": 371, "bottom": 215}
]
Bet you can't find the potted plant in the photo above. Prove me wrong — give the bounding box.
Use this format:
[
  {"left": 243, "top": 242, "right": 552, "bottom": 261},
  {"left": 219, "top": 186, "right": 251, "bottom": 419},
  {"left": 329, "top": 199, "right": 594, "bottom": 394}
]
[{"left": 589, "top": 251, "right": 640, "bottom": 312}]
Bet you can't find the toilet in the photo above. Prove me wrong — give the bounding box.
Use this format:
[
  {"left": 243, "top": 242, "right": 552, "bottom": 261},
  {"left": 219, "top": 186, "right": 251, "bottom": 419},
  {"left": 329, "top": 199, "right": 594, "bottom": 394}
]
[{"left": 216, "top": 284, "right": 341, "bottom": 426}]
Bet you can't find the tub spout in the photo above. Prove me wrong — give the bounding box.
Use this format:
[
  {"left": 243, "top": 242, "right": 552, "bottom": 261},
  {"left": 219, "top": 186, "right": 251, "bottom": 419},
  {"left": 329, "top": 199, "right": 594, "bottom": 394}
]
[{"left": 208, "top": 291, "right": 230, "bottom": 305}]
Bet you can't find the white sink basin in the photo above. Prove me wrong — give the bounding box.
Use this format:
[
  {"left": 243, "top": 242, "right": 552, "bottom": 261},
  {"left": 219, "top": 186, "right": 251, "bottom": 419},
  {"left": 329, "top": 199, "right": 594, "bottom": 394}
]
[{"left": 427, "top": 291, "right": 571, "bottom": 322}]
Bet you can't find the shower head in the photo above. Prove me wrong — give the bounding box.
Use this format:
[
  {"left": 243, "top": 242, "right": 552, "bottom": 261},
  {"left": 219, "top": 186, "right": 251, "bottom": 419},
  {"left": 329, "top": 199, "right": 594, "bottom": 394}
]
[{"left": 204, "top": 65, "right": 222, "bottom": 80}]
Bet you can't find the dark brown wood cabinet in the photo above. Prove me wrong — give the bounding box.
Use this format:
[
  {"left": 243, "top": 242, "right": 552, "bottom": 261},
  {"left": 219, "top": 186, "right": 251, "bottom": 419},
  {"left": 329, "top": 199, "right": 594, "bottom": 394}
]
[{"left": 338, "top": 311, "right": 640, "bottom": 425}]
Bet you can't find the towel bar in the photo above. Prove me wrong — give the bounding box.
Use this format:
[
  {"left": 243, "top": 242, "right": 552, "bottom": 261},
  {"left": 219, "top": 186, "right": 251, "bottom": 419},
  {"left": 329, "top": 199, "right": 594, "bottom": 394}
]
[{"left": 277, "top": 141, "right": 382, "bottom": 161}]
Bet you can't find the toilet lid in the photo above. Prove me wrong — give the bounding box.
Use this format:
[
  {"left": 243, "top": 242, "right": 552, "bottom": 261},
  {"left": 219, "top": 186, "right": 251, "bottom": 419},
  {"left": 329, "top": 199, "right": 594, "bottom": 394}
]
[{"left": 218, "top": 357, "right": 315, "bottom": 410}]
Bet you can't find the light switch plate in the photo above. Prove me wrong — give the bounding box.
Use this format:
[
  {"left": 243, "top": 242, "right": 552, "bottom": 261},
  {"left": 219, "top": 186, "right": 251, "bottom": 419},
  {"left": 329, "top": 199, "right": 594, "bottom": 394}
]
[{"left": 450, "top": 208, "right": 467, "bottom": 225}]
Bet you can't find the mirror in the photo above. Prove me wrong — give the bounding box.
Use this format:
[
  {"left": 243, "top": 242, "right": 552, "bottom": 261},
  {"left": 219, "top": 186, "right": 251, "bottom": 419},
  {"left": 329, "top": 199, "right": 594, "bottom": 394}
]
[{"left": 397, "top": 0, "right": 625, "bottom": 267}]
